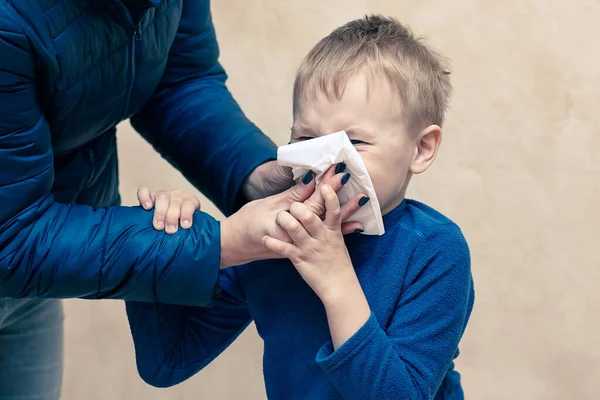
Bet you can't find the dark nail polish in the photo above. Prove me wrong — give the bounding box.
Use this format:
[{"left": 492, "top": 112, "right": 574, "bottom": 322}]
[
  {"left": 302, "top": 172, "right": 314, "bottom": 185},
  {"left": 341, "top": 173, "right": 351, "bottom": 185},
  {"left": 354, "top": 228, "right": 364, "bottom": 234},
  {"left": 335, "top": 163, "right": 347, "bottom": 174},
  {"left": 358, "top": 196, "right": 370, "bottom": 207}
]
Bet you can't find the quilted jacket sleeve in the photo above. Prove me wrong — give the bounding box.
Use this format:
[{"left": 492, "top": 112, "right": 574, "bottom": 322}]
[
  {"left": 0, "top": 6, "right": 220, "bottom": 306},
  {"left": 126, "top": 267, "right": 252, "bottom": 388},
  {"left": 130, "top": 0, "right": 277, "bottom": 217}
]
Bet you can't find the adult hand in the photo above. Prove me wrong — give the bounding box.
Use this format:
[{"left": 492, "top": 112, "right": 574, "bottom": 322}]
[
  {"left": 241, "top": 160, "right": 294, "bottom": 201},
  {"left": 220, "top": 164, "right": 366, "bottom": 268}
]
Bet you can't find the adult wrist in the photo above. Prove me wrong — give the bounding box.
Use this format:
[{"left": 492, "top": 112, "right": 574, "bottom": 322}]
[
  {"left": 241, "top": 165, "right": 263, "bottom": 202},
  {"left": 220, "top": 218, "right": 240, "bottom": 269}
]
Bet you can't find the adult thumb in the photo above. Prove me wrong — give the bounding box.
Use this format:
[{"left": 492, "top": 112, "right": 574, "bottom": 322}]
[{"left": 274, "top": 172, "right": 315, "bottom": 206}]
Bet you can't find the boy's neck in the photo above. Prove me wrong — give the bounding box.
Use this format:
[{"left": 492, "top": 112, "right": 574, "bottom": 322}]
[
  {"left": 380, "top": 180, "right": 409, "bottom": 216},
  {"left": 381, "top": 195, "right": 405, "bottom": 217}
]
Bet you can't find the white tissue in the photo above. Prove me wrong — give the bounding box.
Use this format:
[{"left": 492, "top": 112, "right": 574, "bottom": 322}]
[{"left": 277, "top": 131, "right": 385, "bottom": 235}]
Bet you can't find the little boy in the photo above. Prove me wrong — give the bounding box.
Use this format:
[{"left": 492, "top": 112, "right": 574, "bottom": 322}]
[{"left": 127, "top": 15, "right": 474, "bottom": 399}]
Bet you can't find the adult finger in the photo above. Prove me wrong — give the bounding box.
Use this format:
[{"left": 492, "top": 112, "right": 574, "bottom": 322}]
[
  {"left": 273, "top": 171, "right": 316, "bottom": 209},
  {"left": 321, "top": 166, "right": 350, "bottom": 194},
  {"left": 303, "top": 171, "right": 351, "bottom": 217},
  {"left": 340, "top": 193, "right": 369, "bottom": 222},
  {"left": 321, "top": 162, "right": 347, "bottom": 181},
  {"left": 341, "top": 221, "right": 364, "bottom": 235}
]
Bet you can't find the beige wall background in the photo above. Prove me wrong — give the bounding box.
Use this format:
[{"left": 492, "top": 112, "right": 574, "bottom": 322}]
[{"left": 60, "top": 0, "right": 600, "bottom": 399}]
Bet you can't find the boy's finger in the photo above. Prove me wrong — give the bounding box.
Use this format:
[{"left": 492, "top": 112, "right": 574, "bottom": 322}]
[
  {"left": 273, "top": 224, "right": 293, "bottom": 243},
  {"left": 341, "top": 221, "right": 364, "bottom": 235},
  {"left": 180, "top": 199, "right": 198, "bottom": 229},
  {"left": 263, "top": 235, "right": 299, "bottom": 260},
  {"left": 193, "top": 196, "right": 202, "bottom": 210},
  {"left": 153, "top": 192, "right": 170, "bottom": 230},
  {"left": 275, "top": 211, "right": 310, "bottom": 245},
  {"left": 137, "top": 187, "right": 153, "bottom": 210},
  {"left": 340, "top": 193, "right": 368, "bottom": 223},
  {"left": 289, "top": 202, "right": 321, "bottom": 237},
  {"left": 322, "top": 185, "right": 342, "bottom": 229},
  {"left": 165, "top": 197, "right": 182, "bottom": 234}
]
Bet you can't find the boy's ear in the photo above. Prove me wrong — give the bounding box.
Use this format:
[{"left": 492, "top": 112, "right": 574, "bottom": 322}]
[{"left": 410, "top": 124, "right": 442, "bottom": 175}]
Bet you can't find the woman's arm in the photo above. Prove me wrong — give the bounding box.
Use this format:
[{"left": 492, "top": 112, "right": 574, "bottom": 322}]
[
  {"left": 131, "top": 0, "right": 278, "bottom": 217},
  {"left": 0, "top": 3, "right": 219, "bottom": 306},
  {"left": 126, "top": 267, "right": 252, "bottom": 387}
]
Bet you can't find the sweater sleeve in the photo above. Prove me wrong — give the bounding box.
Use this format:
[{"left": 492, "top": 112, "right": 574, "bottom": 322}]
[
  {"left": 130, "top": 0, "right": 277, "bottom": 217},
  {"left": 0, "top": 4, "right": 219, "bottom": 306},
  {"left": 315, "top": 224, "right": 474, "bottom": 400},
  {"left": 126, "top": 266, "right": 251, "bottom": 388}
]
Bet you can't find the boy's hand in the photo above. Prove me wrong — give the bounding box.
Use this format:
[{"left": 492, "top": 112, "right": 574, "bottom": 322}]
[
  {"left": 137, "top": 187, "right": 202, "bottom": 234},
  {"left": 262, "top": 184, "right": 372, "bottom": 349},
  {"left": 262, "top": 184, "right": 357, "bottom": 301}
]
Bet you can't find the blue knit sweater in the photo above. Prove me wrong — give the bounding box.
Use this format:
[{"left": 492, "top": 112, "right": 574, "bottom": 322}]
[{"left": 127, "top": 199, "right": 475, "bottom": 399}]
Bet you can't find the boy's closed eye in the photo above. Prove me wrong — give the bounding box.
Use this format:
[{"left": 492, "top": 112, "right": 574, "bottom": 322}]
[{"left": 297, "top": 136, "right": 365, "bottom": 146}]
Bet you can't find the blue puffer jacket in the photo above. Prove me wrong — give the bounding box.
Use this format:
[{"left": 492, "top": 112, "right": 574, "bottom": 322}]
[{"left": 0, "top": 0, "right": 276, "bottom": 305}]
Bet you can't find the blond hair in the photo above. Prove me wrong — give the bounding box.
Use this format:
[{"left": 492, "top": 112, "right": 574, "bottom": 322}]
[{"left": 293, "top": 15, "right": 452, "bottom": 131}]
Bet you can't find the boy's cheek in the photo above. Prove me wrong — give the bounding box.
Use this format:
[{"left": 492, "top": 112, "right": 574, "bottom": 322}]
[
  {"left": 365, "top": 166, "right": 391, "bottom": 203},
  {"left": 359, "top": 156, "right": 378, "bottom": 184}
]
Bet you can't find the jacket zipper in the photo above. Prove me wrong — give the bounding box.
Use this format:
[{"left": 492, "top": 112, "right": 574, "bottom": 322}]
[{"left": 123, "top": 15, "right": 143, "bottom": 120}]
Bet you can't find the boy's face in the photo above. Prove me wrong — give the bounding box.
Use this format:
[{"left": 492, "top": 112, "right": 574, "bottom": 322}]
[{"left": 292, "top": 73, "right": 434, "bottom": 215}]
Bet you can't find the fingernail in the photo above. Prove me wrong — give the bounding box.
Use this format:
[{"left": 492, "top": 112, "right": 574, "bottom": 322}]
[
  {"left": 341, "top": 173, "right": 351, "bottom": 185},
  {"left": 154, "top": 220, "right": 164, "bottom": 229},
  {"left": 181, "top": 219, "right": 191, "bottom": 229},
  {"left": 166, "top": 225, "right": 177, "bottom": 234},
  {"left": 144, "top": 202, "right": 152, "bottom": 209},
  {"left": 335, "top": 163, "right": 346, "bottom": 174},
  {"left": 302, "top": 172, "right": 314, "bottom": 185},
  {"left": 354, "top": 228, "right": 364, "bottom": 234},
  {"left": 358, "top": 196, "right": 370, "bottom": 207}
]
